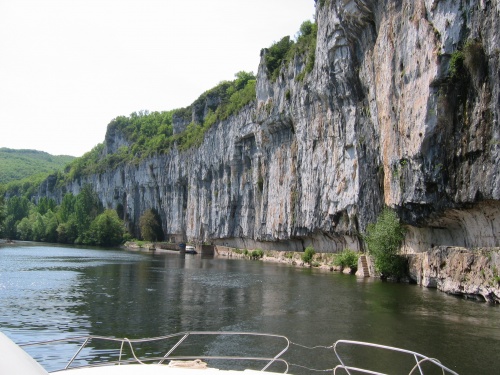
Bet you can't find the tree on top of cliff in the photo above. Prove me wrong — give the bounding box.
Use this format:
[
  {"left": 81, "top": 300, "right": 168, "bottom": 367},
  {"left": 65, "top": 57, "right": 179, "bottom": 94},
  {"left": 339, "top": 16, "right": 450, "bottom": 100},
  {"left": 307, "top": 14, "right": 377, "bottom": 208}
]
[
  {"left": 263, "top": 20, "right": 317, "bottom": 82},
  {"left": 264, "top": 36, "right": 294, "bottom": 81},
  {"left": 44, "top": 70, "right": 257, "bottom": 187}
]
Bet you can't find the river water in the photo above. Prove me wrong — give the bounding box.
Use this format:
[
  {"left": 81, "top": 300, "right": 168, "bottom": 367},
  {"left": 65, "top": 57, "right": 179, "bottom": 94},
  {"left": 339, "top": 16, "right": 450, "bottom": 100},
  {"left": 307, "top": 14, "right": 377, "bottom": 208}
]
[{"left": 0, "top": 243, "right": 499, "bottom": 374}]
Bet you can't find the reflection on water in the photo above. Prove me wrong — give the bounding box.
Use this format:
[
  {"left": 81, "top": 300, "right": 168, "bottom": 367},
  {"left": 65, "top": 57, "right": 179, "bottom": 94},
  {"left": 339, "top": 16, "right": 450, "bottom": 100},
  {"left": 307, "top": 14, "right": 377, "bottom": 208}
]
[{"left": 1, "top": 243, "right": 499, "bottom": 374}]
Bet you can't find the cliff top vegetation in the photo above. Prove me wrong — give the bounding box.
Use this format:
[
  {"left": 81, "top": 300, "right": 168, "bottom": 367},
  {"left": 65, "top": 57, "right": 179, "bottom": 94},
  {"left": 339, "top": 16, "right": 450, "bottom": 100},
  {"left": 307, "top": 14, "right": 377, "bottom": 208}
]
[
  {"left": 64, "top": 71, "right": 257, "bottom": 181},
  {"left": 263, "top": 20, "right": 317, "bottom": 81}
]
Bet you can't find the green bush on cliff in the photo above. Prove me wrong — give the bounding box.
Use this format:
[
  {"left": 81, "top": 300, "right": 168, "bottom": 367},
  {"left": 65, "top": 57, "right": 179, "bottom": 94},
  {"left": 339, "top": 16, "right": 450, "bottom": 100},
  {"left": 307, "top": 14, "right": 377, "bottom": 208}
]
[
  {"left": 449, "top": 49, "right": 465, "bottom": 80},
  {"left": 176, "top": 72, "right": 256, "bottom": 151},
  {"left": 263, "top": 20, "right": 317, "bottom": 82},
  {"left": 264, "top": 36, "right": 294, "bottom": 81},
  {"left": 364, "top": 208, "right": 407, "bottom": 279},
  {"left": 448, "top": 39, "right": 487, "bottom": 84},
  {"left": 59, "top": 71, "right": 257, "bottom": 176}
]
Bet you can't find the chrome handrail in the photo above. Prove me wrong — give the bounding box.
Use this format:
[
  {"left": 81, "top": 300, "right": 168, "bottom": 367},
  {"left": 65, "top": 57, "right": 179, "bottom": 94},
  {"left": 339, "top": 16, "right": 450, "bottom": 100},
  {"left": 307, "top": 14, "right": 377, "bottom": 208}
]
[
  {"left": 19, "top": 334, "right": 460, "bottom": 374},
  {"left": 333, "top": 340, "right": 460, "bottom": 375},
  {"left": 20, "top": 331, "right": 291, "bottom": 373}
]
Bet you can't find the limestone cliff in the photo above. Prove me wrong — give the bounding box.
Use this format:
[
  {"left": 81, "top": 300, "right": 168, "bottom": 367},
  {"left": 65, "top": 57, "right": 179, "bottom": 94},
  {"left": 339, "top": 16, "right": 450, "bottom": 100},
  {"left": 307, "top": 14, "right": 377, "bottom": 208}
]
[{"left": 38, "top": 0, "right": 500, "bottom": 296}]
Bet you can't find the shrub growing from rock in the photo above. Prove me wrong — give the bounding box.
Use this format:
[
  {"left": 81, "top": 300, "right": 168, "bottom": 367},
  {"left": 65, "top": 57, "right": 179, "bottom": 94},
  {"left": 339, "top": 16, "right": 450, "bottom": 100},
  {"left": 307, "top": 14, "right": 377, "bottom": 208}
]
[{"left": 364, "top": 208, "right": 407, "bottom": 280}]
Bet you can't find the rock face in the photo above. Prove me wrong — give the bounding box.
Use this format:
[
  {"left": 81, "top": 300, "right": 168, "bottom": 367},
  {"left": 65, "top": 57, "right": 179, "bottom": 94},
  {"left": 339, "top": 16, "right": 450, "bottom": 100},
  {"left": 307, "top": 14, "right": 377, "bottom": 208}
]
[
  {"left": 39, "top": 0, "right": 500, "bottom": 282},
  {"left": 408, "top": 247, "right": 500, "bottom": 302}
]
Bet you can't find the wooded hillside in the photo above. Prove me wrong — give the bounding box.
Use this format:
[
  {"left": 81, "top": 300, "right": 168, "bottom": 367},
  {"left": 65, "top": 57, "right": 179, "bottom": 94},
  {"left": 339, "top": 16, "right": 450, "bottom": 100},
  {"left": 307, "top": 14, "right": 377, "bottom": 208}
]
[{"left": 0, "top": 148, "right": 74, "bottom": 184}]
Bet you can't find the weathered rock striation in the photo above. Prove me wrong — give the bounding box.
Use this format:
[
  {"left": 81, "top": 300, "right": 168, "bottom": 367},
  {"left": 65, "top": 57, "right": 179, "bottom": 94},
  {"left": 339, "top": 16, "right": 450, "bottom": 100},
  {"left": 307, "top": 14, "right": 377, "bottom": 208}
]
[
  {"left": 37, "top": 1, "right": 500, "bottom": 298},
  {"left": 408, "top": 246, "right": 500, "bottom": 303}
]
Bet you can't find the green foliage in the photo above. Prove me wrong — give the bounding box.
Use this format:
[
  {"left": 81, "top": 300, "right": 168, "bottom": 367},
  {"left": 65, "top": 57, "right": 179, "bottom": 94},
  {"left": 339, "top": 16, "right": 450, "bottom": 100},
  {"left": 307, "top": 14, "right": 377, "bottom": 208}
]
[
  {"left": 0, "top": 148, "right": 74, "bottom": 184},
  {"left": 449, "top": 49, "right": 465, "bottom": 80},
  {"left": 463, "top": 39, "right": 487, "bottom": 84},
  {"left": 251, "top": 249, "right": 264, "bottom": 259},
  {"left": 6, "top": 196, "right": 31, "bottom": 222},
  {"left": 317, "top": 0, "right": 330, "bottom": 8},
  {"left": 299, "top": 20, "right": 314, "bottom": 37},
  {"left": 334, "top": 249, "right": 359, "bottom": 271},
  {"left": 295, "top": 21, "right": 317, "bottom": 71},
  {"left": 1, "top": 72, "right": 256, "bottom": 197},
  {"left": 37, "top": 197, "right": 56, "bottom": 215},
  {"left": 264, "top": 36, "right": 294, "bottom": 81},
  {"left": 3, "top": 215, "right": 17, "bottom": 239},
  {"left": 4, "top": 183, "right": 126, "bottom": 246},
  {"left": 2, "top": 173, "right": 52, "bottom": 199},
  {"left": 17, "top": 216, "right": 33, "bottom": 240},
  {"left": 42, "top": 71, "right": 257, "bottom": 184},
  {"left": 30, "top": 213, "right": 45, "bottom": 242},
  {"left": 364, "top": 208, "right": 407, "bottom": 279},
  {"left": 177, "top": 73, "right": 256, "bottom": 151},
  {"left": 85, "top": 209, "right": 124, "bottom": 246},
  {"left": 42, "top": 210, "right": 59, "bottom": 243},
  {"left": 56, "top": 217, "right": 79, "bottom": 244},
  {"left": 64, "top": 143, "right": 106, "bottom": 182},
  {"left": 139, "top": 209, "right": 163, "bottom": 242},
  {"left": 448, "top": 39, "right": 486, "bottom": 83},
  {"left": 263, "top": 20, "right": 317, "bottom": 82},
  {"left": 301, "top": 246, "right": 316, "bottom": 264},
  {"left": 2, "top": 196, "right": 31, "bottom": 238},
  {"left": 74, "top": 184, "right": 102, "bottom": 234},
  {"left": 0, "top": 194, "right": 5, "bottom": 237},
  {"left": 110, "top": 110, "right": 174, "bottom": 159},
  {"left": 114, "top": 72, "right": 255, "bottom": 154},
  {"left": 11, "top": 203, "right": 60, "bottom": 243},
  {"left": 25, "top": 210, "right": 59, "bottom": 243},
  {"left": 59, "top": 193, "right": 76, "bottom": 223}
]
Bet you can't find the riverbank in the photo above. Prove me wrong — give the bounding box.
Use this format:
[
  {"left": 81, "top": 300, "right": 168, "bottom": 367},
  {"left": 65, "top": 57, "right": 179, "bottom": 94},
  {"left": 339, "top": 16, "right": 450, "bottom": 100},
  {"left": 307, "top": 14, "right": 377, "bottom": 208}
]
[
  {"left": 408, "top": 246, "right": 500, "bottom": 303},
  {"left": 213, "top": 245, "right": 355, "bottom": 272},
  {"left": 123, "top": 241, "right": 355, "bottom": 273},
  {"left": 123, "top": 241, "right": 500, "bottom": 303}
]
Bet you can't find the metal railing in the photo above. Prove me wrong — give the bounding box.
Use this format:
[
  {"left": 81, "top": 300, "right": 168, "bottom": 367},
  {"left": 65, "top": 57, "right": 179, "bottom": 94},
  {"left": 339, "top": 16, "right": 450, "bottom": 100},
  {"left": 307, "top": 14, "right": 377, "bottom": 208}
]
[
  {"left": 332, "top": 340, "right": 460, "bottom": 375},
  {"left": 21, "top": 331, "right": 291, "bottom": 373},
  {"left": 20, "top": 333, "right": 460, "bottom": 374}
]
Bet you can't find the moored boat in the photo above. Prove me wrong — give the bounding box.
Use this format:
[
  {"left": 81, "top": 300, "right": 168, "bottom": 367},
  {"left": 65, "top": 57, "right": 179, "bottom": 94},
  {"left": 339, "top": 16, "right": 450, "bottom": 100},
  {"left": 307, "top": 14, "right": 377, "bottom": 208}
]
[{"left": 184, "top": 245, "right": 197, "bottom": 254}]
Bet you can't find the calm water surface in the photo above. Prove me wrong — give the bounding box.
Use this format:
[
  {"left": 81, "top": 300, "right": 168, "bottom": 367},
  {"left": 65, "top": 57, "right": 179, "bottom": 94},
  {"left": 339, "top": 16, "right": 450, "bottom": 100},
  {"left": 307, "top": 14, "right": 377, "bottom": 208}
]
[{"left": 0, "top": 243, "right": 499, "bottom": 374}]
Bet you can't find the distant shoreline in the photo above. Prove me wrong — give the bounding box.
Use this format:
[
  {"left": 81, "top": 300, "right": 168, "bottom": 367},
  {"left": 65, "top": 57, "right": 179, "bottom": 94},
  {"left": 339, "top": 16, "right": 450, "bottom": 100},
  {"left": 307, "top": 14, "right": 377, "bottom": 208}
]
[{"left": 122, "top": 241, "right": 353, "bottom": 274}]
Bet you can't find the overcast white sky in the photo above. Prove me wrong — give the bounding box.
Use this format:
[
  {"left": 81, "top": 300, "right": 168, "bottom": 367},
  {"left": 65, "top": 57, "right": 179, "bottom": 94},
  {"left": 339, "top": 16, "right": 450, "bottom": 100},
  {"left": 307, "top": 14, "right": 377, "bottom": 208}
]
[{"left": 0, "top": 0, "right": 315, "bottom": 157}]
